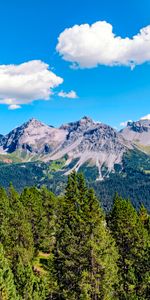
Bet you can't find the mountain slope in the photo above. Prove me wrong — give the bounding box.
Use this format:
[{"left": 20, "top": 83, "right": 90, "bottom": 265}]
[
  {"left": 0, "top": 118, "right": 67, "bottom": 158},
  {"left": 0, "top": 116, "right": 132, "bottom": 179},
  {"left": 0, "top": 116, "right": 150, "bottom": 210},
  {"left": 120, "top": 119, "right": 150, "bottom": 146},
  {"left": 0, "top": 115, "right": 149, "bottom": 179},
  {"left": 49, "top": 116, "right": 132, "bottom": 179}
]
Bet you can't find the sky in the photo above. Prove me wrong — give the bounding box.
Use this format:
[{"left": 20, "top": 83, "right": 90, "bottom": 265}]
[{"left": 0, "top": 0, "right": 150, "bottom": 134}]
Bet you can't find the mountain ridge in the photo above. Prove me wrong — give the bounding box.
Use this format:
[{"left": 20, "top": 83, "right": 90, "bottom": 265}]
[
  {"left": 0, "top": 116, "right": 150, "bottom": 210},
  {"left": 0, "top": 116, "right": 150, "bottom": 180}
]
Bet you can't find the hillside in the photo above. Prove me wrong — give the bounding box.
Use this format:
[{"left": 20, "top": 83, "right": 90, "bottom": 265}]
[{"left": 0, "top": 117, "right": 150, "bottom": 211}]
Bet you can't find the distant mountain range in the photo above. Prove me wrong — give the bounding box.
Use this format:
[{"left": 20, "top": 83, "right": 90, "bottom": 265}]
[
  {"left": 0, "top": 116, "right": 150, "bottom": 210},
  {"left": 0, "top": 116, "right": 150, "bottom": 175}
]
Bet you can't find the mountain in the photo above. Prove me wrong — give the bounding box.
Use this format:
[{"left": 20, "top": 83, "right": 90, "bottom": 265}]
[
  {"left": 49, "top": 116, "right": 131, "bottom": 179},
  {"left": 120, "top": 119, "right": 150, "bottom": 148},
  {"left": 0, "top": 116, "right": 150, "bottom": 211},
  {"left": 0, "top": 116, "right": 132, "bottom": 179},
  {"left": 0, "top": 118, "right": 67, "bottom": 156}
]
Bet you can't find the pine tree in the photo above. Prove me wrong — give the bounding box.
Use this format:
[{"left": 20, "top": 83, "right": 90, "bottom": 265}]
[
  {"left": 53, "top": 172, "right": 119, "bottom": 299},
  {"left": 4, "top": 185, "right": 34, "bottom": 299},
  {"left": 0, "top": 188, "right": 10, "bottom": 248},
  {"left": 53, "top": 171, "right": 81, "bottom": 299},
  {"left": 0, "top": 243, "right": 18, "bottom": 300},
  {"left": 40, "top": 186, "right": 57, "bottom": 252},
  {"left": 7, "top": 184, "right": 34, "bottom": 264},
  {"left": 79, "top": 188, "right": 119, "bottom": 300},
  {"left": 20, "top": 187, "right": 45, "bottom": 250},
  {"left": 139, "top": 204, "right": 150, "bottom": 232},
  {"left": 32, "top": 275, "right": 48, "bottom": 300},
  {"left": 109, "top": 194, "right": 150, "bottom": 299}
]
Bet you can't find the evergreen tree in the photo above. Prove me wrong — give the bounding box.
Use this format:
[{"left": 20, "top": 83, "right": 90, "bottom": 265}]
[
  {"left": 0, "top": 176, "right": 149, "bottom": 299},
  {"left": 32, "top": 275, "right": 48, "bottom": 300},
  {"left": 5, "top": 185, "right": 34, "bottom": 298},
  {"left": 0, "top": 243, "right": 18, "bottom": 300},
  {"left": 109, "top": 193, "right": 150, "bottom": 299},
  {"left": 139, "top": 204, "right": 150, "bottom": 232},
  {"left": 0, "top": 188, "right": 10, "bottom": 247},
  {"left": 53, "top": 171, "right": 81, "bottom": 299},
  {"left": 53, "top": 172, "right": 119, "bottom": 299},
  {"left": 20, "top": 187, "right": 44, "bottom": 250},
  {"left": 7, "top": 184, "right": 34, "bottom": 264},
  {"left": 79, "top": 188, "right": 119, "bottom": 300},
  {"left": 40, "top": 186, "right": 57, "bottom": 252}
]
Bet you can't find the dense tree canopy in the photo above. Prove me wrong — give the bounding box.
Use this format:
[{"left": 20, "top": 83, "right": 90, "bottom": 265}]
[{"left": 0, "top": 173, "right": 149, "bottom": 299}]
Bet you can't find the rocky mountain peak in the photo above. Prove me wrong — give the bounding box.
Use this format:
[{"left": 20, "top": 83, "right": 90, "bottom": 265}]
[
  {"left": 24, "top": 118, "right": 48, "bottom": 129},
  {"left": 121, "top": 119, "right": 150, "bottom": 145},
  {"left": 126, "top": 119, "right": 150, "bottom": 133},
  {"left": 1, "top": 118, "right": 67, "bottom": 154},
  {"left": 60, "top": 116, "right": 99, "bottom": 133},
  {"left": 0, "top": 116, "right": 148, "bottom": 181},
  {"left": 79, "top": 115, "right": 94, "bottom": 124},
  {"left": 50, "top": 118, "right": 131, "bottom": 179}
]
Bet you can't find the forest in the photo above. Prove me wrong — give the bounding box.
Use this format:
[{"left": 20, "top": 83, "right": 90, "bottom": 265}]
[{"left": 0, "top": 172, "right": 150, "bottom": 299}]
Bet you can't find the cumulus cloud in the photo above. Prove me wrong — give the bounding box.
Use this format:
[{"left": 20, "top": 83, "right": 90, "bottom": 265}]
[
  {"left": 120, "top": 120, "right": 132, "bottom": 127},
  {"left": 56, "top": 21, "right": 150, "bottom": 68},
  {"left": 0, "top": 60, "right": 63, "bottom": 109},
  {"left": 140, "top": 114, "right": 150, "bottom": 120},
  {"left": 58, "top": 90, "right": 78, "bottom": 98}
]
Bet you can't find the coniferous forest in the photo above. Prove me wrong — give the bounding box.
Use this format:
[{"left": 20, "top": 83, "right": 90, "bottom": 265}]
[{"left": 0, "top": 172, "right": 150, "bottom": 300}]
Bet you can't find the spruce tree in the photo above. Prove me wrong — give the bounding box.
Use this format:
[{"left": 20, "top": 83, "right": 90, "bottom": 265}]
[
  {"left": 79, "top": 188, "right": 119, "bottom": 300},
  {"left": 40, "top": 186, "right": 57, "bottom": 252},
  {"left": 0, "top": 243, "right": 18, "bottom": 300},
  {"left": 0, "top": 187, "right": 10, "bottom": 248},
  {"left": 5, "top": 185, "right": 34, "bottom": 299},
  {"left": 20, "top": 187, "right": 44, "bottom": 250},
  {"left": 53, "top": 172, "right": 119, "bottom": 300},
  {"left": 7, "top": 184, "right": 34, "bottom": 264},
  {"left": 53, "top": 171, "right": 81, "bottom": 299},
  {"left": 109, "top": 194, "right": 150, "bottom": 299},
  {"left": 139, "top": 204, "right": 150, "bottom": 231}
]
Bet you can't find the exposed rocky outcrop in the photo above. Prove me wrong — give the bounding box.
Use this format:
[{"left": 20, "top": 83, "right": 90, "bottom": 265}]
[
  {"left": 1, "top": 116, "right": 150, "bottom": 179},
  {"left": 120, "top": 119, "right": 150, "bottom": 146},
  {"left": 1, "top": 118, "right": 67, "bottom": 154},
  {"left": 50, "top": 117, "right": 131, "bottom": 178}
]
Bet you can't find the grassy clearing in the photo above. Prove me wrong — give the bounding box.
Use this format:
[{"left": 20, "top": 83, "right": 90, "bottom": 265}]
[
  {"left": 48, "top": 158, "right": 66, "bottom": 172},
  {"left": 33, "top": 251, "right": 51, "bottom": 275},
  {"left": 135, "top": 144, "right": 150, "bottom": 155}
]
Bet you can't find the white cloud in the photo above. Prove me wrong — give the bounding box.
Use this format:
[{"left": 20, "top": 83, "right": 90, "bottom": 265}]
[
  {"left": 140, "top": 114, "right": 150, "bottom": 120},
  {"left": 56, "top": 21, "right": 150, "bottom": 68},
  {"left": 0, "top": 60, "right": 63, "bottom": 108},
  {"left": 58, "top": 90, "right": 78, "bottom": 98},
  {"left": 8, "top": 104, "right": 21, "bottom": 110},
  {"left": 120, "top": 120, "right": 132, "bottom": 127}
]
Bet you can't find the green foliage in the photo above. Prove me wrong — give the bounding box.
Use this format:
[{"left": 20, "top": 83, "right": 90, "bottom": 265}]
[
  {"left": 0, "top": 162, "right": 48, "bottom": 191},
  {"left": 109, "top": 193, "right": 150, "bottom": 299},
  {"left": 1, "top": 149, "right": 150, "bottom": 212},
  {"left": 48, "top": 158, "right": 66, "bottom": 172},
  {"left": 79, "top": 162, "right": 99, "bottom": 182},
  {"left": 53, "top": 172, "right": 119, "bottom": 299},
  {"left": 20, "top": 187, "right": 44, "bottom": 250},
  {"left": 0, "top": 188, "right": 10, "bottom": 246},
  {"left": 0, "top": 243, "right": 18, "bottom": 300},
  {"left": 0, "top": 173, "right": 149, "bottom": 299}
]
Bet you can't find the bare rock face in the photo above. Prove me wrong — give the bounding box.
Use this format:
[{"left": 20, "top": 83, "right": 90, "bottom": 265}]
[
  {"left": 120, "top": 119, "right": 150, "bottom": 146},
  {"left": 1, "top": 118, "right": 67, "bottom": 154},
  {"left": 50, "top": 117, "right": 131, "bottom": 178},
  {"left": 0, "top": 134, "right": 5, "bottom": 145},
  {"left": 2, "top": 116, "right": 149, "bottom": 179}
]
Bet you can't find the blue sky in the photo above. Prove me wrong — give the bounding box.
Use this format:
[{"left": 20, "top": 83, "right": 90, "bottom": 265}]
[{"left": 0, "top": 0, "right": 150, "bottom": 134}]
